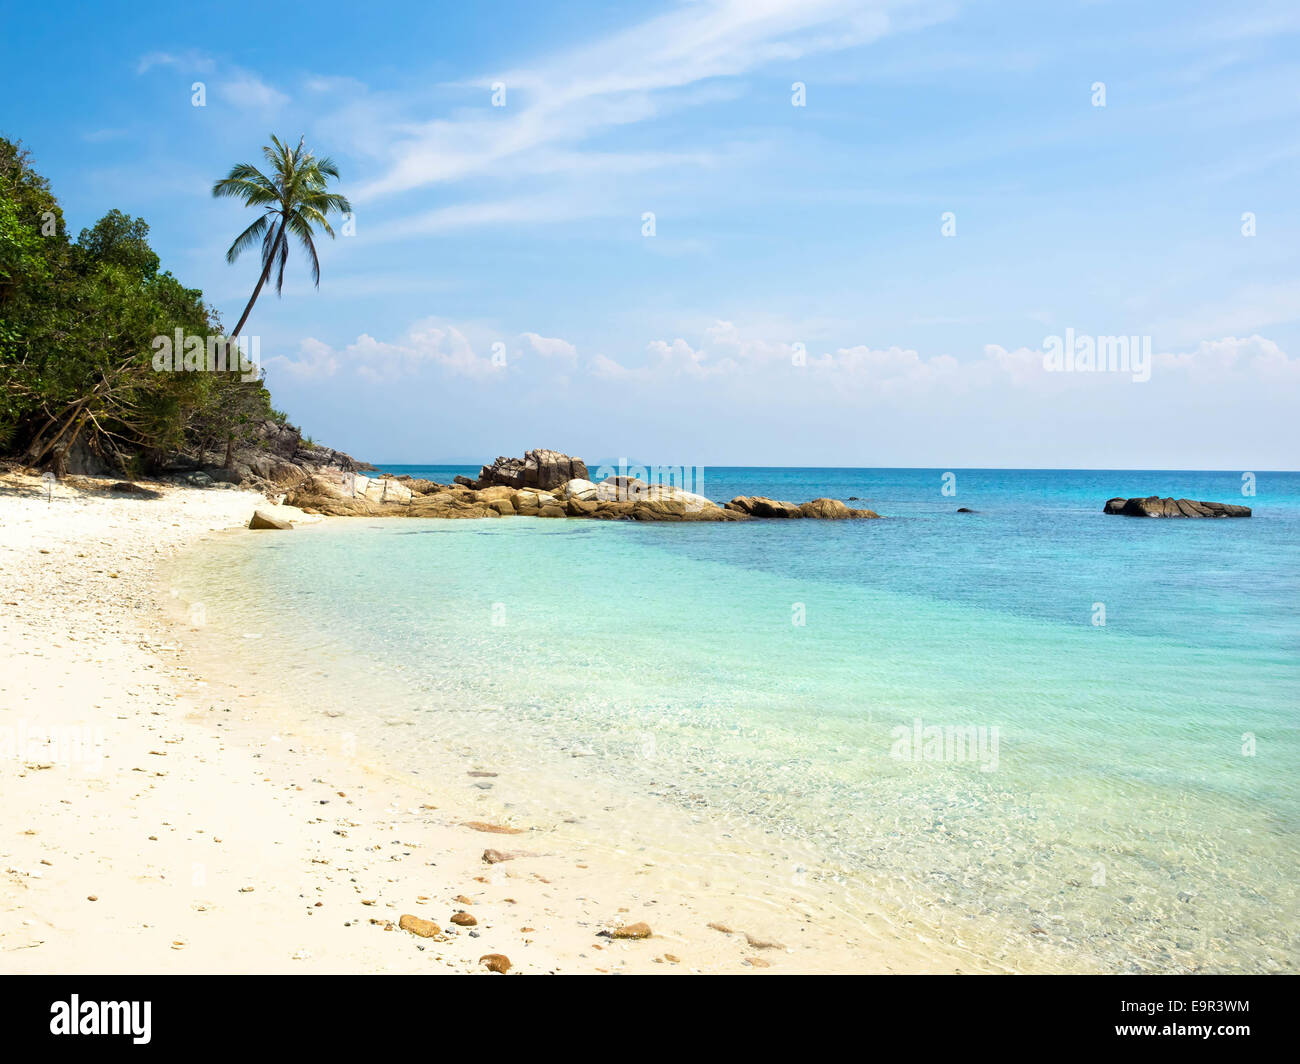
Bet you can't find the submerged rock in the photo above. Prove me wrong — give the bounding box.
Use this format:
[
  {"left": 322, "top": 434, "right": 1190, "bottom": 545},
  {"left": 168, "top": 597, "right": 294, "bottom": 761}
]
[{"left": 1103, "top": 496, "right": 1251, "bottom": 518}]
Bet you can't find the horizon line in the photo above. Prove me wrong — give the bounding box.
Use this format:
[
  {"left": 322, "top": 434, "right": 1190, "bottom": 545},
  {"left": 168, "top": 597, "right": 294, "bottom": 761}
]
[{"left": 367, "top": 461, "right": 1299, "bottom": 474}]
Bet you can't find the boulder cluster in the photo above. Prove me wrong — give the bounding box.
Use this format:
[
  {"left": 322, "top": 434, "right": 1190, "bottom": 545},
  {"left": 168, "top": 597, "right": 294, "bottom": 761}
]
[
  {"left": 466, "top": 449, "right": 590, "bottom": 491},
  {"left": 152, "top": 418, "right": 372, "bottom": 494},
  {"left": 1103, "top": 496, "right": 1251, "bottom": 518},
  {"left": 280, "top": 448, "right": 882, "bottom": 523}
]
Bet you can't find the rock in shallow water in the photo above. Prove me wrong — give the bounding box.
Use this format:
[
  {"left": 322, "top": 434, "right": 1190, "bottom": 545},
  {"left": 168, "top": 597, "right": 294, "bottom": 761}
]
[
  {"left": 248, "top": 508, "right": 294, "bottom": 530},
  {"left": 727, "top": 496, "right": 880, "bottom": 519},
  {"left": 1103, "top": 496, "right": 1251, "bottom": 518}
]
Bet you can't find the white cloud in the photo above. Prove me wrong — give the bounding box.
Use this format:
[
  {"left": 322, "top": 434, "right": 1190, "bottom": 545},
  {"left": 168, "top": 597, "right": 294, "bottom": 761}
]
[
  {"left": 585, "top": 322, "right": 1300, "bottom": 412},
  {"left": 136, "top": 49, "right": 287, "bottom": 112},
  {"left": 350, "top": 321, "right": 496, "bottom": 381},
  {"left": 219, "top": 73, "right": 289, "bottom": 112},
  {"left": 267, "top": 338, "right": 339, "bottom": 380},
  {"left": 521, "top": 333, "right": 578, "bottom": 365},
  {"left": 273, "top": 316, "right": 1299, "bottom": 466},
  {"left": 278, "top": 319, "right": 504, "bottom": 382}
]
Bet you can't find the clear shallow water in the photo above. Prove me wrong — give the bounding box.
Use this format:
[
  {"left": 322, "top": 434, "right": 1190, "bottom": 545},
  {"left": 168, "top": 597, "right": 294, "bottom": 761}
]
[{"left": 178, "top": 468, "right": 1299, "bottom": 972}]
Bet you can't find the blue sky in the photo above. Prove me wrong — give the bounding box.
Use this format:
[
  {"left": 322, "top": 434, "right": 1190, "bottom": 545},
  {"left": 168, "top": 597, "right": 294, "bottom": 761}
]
[{"left": 2, "top": 0, "right": 1297, "bottom": 467}]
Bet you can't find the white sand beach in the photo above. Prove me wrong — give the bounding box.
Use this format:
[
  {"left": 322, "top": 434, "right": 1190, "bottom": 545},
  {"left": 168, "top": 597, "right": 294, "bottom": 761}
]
[{"left": 0, "top": 471, "right": 993, "bottom": 975}]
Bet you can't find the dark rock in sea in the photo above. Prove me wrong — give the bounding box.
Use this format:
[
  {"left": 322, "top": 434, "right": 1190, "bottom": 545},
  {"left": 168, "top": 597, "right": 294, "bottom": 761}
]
[
  {"left": 956, "top": 507, "right": 976, "bottom": 513},
  {"left": 1103, "top": 496, "right": 1251, "bottom": 518}
]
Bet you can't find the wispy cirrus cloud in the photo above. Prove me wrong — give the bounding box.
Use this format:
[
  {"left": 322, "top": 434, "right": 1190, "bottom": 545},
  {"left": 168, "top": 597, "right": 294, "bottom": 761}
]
[
  {"left": 360, "top": 194, "right": 611, "bottom": 243},
  {"left": 135, "top": 50, "right": 287, "bottom": 113},
  {"left": 135, "top": 50, "right": 214, "bottom": 75},
  {"left": 348, "top": 0, "right": 949, "bottom": 204}
]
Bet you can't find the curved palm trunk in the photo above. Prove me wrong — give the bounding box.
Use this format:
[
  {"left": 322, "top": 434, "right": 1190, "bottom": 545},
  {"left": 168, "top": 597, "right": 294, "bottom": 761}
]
[
  {"left": 229, "top": 212, "right": 288, "bottom": 339},
  {"left": 223, "top": 212, "right": 287, "bottom": 468}
]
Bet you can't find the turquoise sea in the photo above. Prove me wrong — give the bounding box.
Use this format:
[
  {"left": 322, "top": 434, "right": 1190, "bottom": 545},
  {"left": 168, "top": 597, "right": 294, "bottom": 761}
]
[{"left": 174, "top": 467, "right": 1299, "bottom": 973}]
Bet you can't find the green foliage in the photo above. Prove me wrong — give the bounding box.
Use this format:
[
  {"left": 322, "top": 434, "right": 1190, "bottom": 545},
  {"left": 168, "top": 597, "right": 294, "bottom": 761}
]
[
  {"left": 0, "top": 136, "right": 278, "bottom": 472},
  {"left": 77, "top": 209, "right": 160, "bottom": 280}
]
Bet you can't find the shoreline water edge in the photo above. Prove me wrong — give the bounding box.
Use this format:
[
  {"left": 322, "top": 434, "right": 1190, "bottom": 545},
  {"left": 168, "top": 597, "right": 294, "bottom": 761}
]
[{"left": 1, "top": 471, "right": 999, "bottom": 974}]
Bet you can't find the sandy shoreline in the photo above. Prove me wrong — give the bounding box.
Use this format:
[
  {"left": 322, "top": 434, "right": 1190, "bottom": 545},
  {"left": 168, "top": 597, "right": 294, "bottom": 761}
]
[{"left": 0, "top": 472, "right": 994, "bottom": 974}]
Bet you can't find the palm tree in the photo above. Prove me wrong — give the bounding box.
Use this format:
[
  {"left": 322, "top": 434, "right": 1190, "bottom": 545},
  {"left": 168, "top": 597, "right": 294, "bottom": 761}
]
[{"left": 212, "top": 135, "right": 351, "bottom": 339}]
